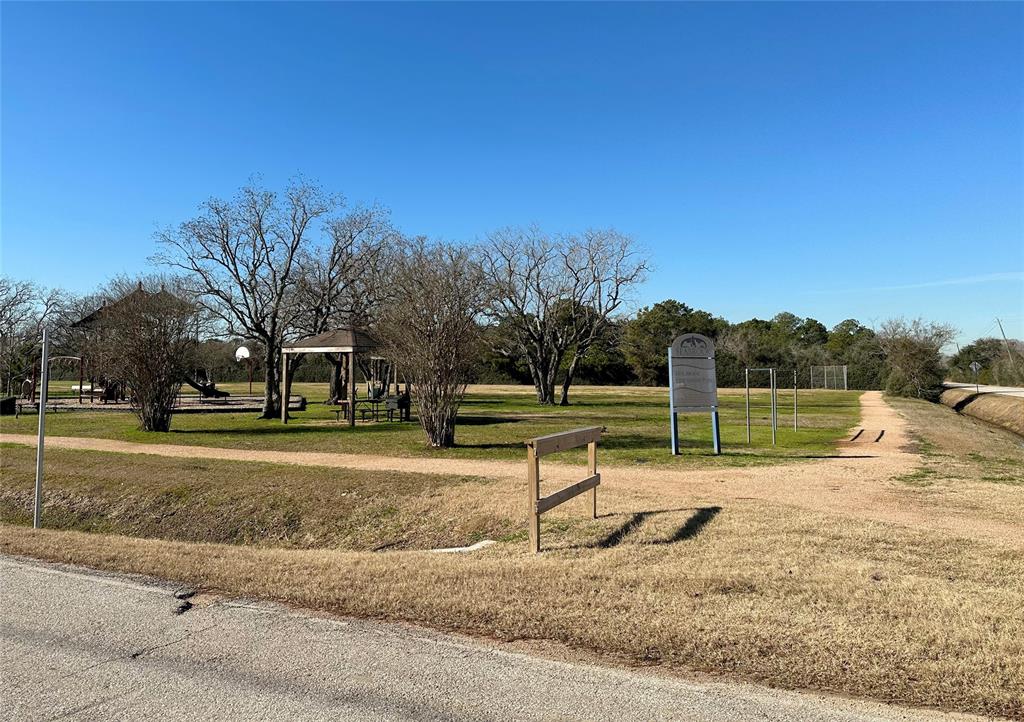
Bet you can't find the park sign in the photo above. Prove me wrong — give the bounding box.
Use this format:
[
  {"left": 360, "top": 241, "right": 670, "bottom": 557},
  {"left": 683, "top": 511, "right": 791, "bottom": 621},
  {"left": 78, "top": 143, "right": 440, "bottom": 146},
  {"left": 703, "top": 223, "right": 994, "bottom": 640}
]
[
  {"left": 668, "top": 333, "right": 721, "bottom": 455},
  {"left": 669, "top": 333, "right": 719, "bottom": 410}
]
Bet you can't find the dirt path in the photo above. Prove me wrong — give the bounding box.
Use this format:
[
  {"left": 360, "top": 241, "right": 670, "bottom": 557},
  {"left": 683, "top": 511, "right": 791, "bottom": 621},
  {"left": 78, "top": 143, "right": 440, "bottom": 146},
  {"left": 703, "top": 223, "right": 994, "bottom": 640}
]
[{"left": 4, "top": 392, "right": 1020, "bottom": 547}]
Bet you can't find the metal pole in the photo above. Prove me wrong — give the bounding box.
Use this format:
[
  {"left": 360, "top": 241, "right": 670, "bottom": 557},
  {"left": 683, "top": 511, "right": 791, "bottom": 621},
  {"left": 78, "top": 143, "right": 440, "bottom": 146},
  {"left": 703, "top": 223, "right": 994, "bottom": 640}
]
[
  {"left": 770, "top": 369, "right": 777, "bottom": 446},
  {"left": 793, "top": 369, "right": 798, "bottom": 431},
  {"left": 711, "top": 409, "right": 721, "bottom": 455},
  {"left": 843, "top": 365, "right": 848, "bottom": 391},
  {"left": 34, "top": 329, "right": 50, "bottom": 529},
  {"left": 745, "top": 369, "right": 751, "bottom": 444},
  {"left": 774, "top": 370, "right": 778, "bottom": 434},
  {"left": 668, "top": 346, "right": 679, "bottom": 455}
]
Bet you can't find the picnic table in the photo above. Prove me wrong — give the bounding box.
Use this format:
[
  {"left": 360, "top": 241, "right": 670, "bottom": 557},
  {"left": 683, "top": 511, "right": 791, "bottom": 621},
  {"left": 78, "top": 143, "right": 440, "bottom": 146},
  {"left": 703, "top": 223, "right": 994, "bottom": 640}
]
[{"left": 329, "top": 395, "right": 410, "bottom": 423}]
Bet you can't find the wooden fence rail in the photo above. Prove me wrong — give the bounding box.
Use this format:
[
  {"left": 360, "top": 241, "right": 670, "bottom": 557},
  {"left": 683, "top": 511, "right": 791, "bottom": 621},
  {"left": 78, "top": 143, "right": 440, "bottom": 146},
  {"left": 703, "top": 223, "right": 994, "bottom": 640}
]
[{"left": 525, "top": 426, "right": 602, "bottom": 553}]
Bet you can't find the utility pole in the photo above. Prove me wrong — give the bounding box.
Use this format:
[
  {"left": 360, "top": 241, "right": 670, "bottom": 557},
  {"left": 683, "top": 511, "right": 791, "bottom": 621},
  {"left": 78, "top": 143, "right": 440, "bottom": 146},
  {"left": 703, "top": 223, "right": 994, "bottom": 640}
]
[{"left": 996, "top": 318, "right": 1020, "bottom": 376}]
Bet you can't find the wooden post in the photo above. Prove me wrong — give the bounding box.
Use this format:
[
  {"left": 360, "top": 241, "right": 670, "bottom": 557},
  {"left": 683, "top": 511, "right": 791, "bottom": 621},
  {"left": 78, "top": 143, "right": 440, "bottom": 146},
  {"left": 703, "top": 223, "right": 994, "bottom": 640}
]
[
  {"left": 527, "top": 444, "right": 540, "bottom": 553},
  {"left": 281, "top": 350, "right": 288, "bottom": 424},
  {"left": 588, "top": 440, "right": 597, "bottom": 519},
  {"left": 348, "top": 350, "right": 356, "bottom": 427}
]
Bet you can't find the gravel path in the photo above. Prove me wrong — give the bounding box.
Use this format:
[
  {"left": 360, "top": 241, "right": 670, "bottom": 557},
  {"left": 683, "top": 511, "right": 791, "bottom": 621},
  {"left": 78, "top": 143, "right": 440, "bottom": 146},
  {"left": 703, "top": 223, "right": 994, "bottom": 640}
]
[{"left": 4, "top": 392, "right": 1020, "bottom": 547}]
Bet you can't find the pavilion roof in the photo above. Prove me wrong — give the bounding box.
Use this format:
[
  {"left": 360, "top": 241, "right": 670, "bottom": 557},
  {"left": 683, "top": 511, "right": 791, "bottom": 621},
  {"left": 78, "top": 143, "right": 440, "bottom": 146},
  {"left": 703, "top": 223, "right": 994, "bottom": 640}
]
[
  {"left": 282, "top": 328, "right": 379, "bottom": 354},
  {"left": 71, "top": 285, "right": 192, "bottom": 329}
]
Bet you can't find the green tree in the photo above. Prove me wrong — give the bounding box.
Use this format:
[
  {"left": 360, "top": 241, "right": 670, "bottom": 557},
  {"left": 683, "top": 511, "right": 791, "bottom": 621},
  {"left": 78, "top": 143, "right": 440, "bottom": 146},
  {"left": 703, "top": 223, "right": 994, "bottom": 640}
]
[
  {"left": 622, "top": 300, "right": 726, "bottom": 386},
  {"left": 877, "top": 318, "right": 955, "bottom": 400},
  {"left": 948, "top": 337, "right": 1023, "bottom": 386},
  {"left": 826, "top": 319, "right": 885, "bottom": 390}
]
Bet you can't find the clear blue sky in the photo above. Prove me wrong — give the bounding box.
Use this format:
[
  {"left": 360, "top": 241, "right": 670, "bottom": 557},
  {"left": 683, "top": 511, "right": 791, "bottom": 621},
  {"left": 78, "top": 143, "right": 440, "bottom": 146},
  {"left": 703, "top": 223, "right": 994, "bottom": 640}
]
[{"left": 3, "top": 1, "right": 1022, "bottom": 345}]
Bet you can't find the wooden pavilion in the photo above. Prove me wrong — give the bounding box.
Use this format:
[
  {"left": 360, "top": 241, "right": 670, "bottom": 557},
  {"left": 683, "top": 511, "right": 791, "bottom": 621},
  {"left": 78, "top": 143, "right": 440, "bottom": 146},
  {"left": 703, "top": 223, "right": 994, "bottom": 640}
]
[{"left": 280, "top": 327, "right": 407, "bottom": 426}]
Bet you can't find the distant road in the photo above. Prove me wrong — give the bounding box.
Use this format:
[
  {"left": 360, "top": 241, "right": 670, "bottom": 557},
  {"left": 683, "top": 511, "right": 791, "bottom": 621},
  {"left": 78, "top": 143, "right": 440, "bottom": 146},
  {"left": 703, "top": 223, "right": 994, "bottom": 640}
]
[
  {"left": 944, "top": 382, "right": 1024, "bottom": 398},
  {"left": 1, "top": 556, "right": 975, "bottom": 722}
]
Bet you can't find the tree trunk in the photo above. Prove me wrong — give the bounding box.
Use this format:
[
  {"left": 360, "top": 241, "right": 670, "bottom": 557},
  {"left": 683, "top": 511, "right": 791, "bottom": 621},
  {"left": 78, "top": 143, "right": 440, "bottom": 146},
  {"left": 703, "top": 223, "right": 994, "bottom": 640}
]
[
  {"left": 325, "top": 352, "right": 347, "bottom": 402},
  {"left": 528, "top": 348, "right": 561, "bottom": 405},
  {"left": 260, "top": 339, "right": 280, "bottom": 419},
  {"left": 281, "top": 353, "right": 306, "bottom": 421},
  {"left": 558, "top": 352, "right": 582, "bottom": 406}
]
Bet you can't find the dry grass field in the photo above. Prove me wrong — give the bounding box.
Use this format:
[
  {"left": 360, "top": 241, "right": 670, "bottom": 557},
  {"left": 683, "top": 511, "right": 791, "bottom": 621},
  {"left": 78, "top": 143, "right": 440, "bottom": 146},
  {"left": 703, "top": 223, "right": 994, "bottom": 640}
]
[{"left": 2, "top": 388, "right": 1022, "bottom": 717}]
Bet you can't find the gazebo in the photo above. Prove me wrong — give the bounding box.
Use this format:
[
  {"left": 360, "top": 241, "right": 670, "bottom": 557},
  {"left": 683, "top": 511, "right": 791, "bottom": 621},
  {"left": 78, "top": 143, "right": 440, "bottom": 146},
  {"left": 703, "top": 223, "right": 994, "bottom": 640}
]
[
  {"left": 70, "top": 283, "right": 224, "bottom": 402},
  {"left": 280, "top": 327, "right": 406, "bottom": 426}
]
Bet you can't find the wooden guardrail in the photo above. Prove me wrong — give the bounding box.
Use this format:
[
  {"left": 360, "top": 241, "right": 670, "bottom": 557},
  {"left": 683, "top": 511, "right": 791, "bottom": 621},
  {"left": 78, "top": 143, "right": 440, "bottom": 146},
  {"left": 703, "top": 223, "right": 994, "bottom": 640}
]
[{"left": 525, "top": 426, "right": 602, "bottom": 553}]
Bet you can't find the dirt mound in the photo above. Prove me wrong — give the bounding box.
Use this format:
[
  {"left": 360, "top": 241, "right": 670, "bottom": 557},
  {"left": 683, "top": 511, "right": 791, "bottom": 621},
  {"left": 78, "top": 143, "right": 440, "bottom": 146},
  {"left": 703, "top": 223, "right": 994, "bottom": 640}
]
[{"left": 940, "top": 389, "right": 1024, "bottom": 437}]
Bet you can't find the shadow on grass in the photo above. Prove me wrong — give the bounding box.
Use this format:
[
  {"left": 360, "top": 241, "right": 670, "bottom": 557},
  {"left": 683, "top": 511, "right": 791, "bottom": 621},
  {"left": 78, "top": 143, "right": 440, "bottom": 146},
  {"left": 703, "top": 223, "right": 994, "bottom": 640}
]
[
  {"left": 171, "top": 421, "right": 414, "bottom": 436},
  {"left": 454, "top": 415, "right": 524, "bottom": 426},
  {"left": 648, "top": 506, "right": 721, "bottom": 545},
  {"left": 594, "top": 506, "right": 721, "bottom": 548},
  {"left": 798, "top": 454, "right": 876, "bottom": 459},
  {"left": 453, "top": 441, "right": 525, "bottom": 451}
]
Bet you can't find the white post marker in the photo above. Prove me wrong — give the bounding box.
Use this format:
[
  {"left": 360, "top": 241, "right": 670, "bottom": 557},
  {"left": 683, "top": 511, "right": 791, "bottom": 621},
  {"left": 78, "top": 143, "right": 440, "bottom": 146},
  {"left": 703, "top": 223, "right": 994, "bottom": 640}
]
[{"left": 34, "top": 328, "right": 50, "bottom": 529}]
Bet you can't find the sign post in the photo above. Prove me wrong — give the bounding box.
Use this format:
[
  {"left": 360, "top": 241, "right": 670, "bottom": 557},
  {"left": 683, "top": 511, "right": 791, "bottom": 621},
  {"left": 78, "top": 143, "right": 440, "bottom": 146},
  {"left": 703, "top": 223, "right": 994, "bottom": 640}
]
[
  {"left": 34, "top": 328, "right": 50, "bottom": 529},
  {"left": 668, "top": 333, "right": 720, "bottom": 455},
  {"left": 969, "top": 360, "right": 982, "bottom": 394}
]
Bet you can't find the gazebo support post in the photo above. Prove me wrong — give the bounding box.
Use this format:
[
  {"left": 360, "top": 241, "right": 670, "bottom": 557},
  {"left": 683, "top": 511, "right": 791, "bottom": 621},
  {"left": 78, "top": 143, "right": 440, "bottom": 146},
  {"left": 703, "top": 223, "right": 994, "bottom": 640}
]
[
  {"left": 348, "top": 350, "right": 356, "bottom": 427},
  {"left": 281, "top": 350, "right": 288, "bottom": 424}
]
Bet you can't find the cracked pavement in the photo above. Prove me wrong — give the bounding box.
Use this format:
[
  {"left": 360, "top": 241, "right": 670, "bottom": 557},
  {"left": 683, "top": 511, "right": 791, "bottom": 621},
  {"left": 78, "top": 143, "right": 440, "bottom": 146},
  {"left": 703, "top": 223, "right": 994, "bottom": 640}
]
[{"left": 1, "top": 556, "right": 977, "bottom": 721}]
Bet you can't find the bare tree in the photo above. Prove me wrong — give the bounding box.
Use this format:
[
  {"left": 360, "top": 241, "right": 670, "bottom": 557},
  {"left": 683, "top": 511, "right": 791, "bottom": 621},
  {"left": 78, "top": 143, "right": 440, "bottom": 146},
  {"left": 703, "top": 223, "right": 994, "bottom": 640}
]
[
  {"left": 155, "top": 179, "right": 337, "bottom": 418},
  {"left": 290, "top": 205, "right": 398, "bottom": 404},
  {"left": 0, "top": 278, "right": 74, "bottom": 397},
  {"left": 877, "top": 318, "right": 956, "bottom": 400},
  {"left": 483, "top": 227, "right": 647, "bottom": 405},
  {"left": 96, "top": 277, "right": 199, "bottom": 431},
  {"left": 376, "top": 239, "right": 488, "bottom": 448}
]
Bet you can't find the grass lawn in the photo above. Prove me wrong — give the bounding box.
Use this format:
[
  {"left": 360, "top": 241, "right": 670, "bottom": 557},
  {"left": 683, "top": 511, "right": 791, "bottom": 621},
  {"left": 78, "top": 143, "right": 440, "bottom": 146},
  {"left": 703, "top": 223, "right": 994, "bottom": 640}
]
[{"left": 1, "top": 384, "right": 861, "bottom": 467}]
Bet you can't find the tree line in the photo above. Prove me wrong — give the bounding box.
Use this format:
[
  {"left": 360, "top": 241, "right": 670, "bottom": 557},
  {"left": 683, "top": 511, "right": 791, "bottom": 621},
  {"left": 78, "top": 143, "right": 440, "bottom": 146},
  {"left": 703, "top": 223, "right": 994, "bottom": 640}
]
[{"left": 3, "top": 178, "right": 1011, "bottom": 446}]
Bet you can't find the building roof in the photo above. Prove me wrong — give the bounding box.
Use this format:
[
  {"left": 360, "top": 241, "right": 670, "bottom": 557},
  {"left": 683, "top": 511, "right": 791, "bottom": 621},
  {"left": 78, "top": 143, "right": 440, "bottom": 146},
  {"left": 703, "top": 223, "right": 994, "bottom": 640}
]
[
  {"left": 282, "top": 327, "right": 379, "bottom": 353},
  {"left": 71, "top": 284, "right": 192, "bottom": 329}
]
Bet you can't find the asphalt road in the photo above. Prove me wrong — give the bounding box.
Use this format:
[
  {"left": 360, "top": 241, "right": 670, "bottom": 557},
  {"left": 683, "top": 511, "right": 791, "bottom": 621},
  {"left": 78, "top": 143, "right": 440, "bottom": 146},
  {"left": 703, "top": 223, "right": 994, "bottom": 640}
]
[
  {"left": 1, "top": 556, "right": 975, "bottom": 722},
  {"left": 944, "top": 382, "right": 1024, "bottom": 398}
]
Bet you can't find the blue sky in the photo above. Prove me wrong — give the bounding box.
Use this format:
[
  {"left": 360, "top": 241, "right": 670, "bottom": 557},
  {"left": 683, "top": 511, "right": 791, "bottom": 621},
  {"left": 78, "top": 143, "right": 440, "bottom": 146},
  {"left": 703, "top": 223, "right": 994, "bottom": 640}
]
[{"left": 2, "top": 1, "right": 1022, "bottom": 345}]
